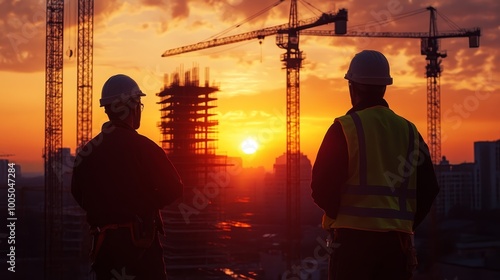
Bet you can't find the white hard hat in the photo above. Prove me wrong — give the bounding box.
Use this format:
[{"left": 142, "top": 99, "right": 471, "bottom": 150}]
[
  {"left": 344, "top": 50, "right": 393, "bottom": 85},
  {"left": 100, "top": 74, "right": 146, "bottom": 107}
]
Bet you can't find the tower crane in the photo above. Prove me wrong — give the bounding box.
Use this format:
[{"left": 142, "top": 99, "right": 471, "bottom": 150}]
[
  {"left": 161, "top": 0, "right": 348, "bottom": 267},
  {"left": 301, "top": 6, "right": 481, "bottom": 164},
  {"left": 44, "top": 0, "right": 64, "bottom": 279},
  {"left": 45, "top": 0, "right": 93, "bottom": 278},
  {"left": 77, "top": 0, "right": 94, "bottom": 151}
]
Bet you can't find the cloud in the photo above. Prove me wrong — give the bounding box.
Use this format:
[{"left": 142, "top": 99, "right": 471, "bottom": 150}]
[
  {"left": 0, "top": 0, "right": 123, "bottom": 72},
  {"left": 219, "top": 110, "right": 272, "bottom": 124},
  {"left": 0, "top": 0, "right": 45, "bottom": 72},
  {"left": 139, "top": 0, "right": 190, "bottom": 20},
  {"left": 138, "top": 0, "right": 290, "bottom": 32},
  {"left": 1, "top": 0, "right": 498, "bottom": 81},
  {"left": 313, "top": 0, "right": 498, "bottom": 93}
]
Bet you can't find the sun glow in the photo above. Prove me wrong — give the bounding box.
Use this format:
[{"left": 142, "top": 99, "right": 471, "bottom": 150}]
[{"left": 241, "top": 138, "right": 259, "bottom": 154}]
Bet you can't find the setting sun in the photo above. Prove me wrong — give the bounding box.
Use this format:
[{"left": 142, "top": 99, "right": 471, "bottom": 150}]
[{"left": 241, "top": 138, "right": 259, "bottom": 154}]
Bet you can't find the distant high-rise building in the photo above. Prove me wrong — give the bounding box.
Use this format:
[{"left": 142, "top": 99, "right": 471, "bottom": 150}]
[
  {"left": 0, "top": 159, "right": 8, "bottom": 187},
  {"left": 59, "top": 147, "right": 90, "bottom": 279},
  {"left": 474, "top": 140, "right": 500, "bottom": 210},
  {"left": 267, "top": 153, "right": 321, "bottom": 225},
  {"left": 0, "top": 159, "right": 21, "bottom": 187},
  {"left": 15, "top": 164, "right": 21, "bottom": 179},
  {"left": 435, "top": 156, "right": 475, "bottom": 216}
]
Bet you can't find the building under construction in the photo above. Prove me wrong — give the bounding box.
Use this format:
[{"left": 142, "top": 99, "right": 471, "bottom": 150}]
[
  {"left": 158, "top": 66, "right": 224, "bottom": 183},
  {"left": 157, "top": 66, "right": 232, "bottom": 278}
]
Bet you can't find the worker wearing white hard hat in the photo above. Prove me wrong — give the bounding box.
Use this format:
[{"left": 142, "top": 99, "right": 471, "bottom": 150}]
[
  {"left": 311, "top": 50, "right": 439, "bottom": 280},
  {"left": 72, "top": 74, "right": 183, "bottom": 280},
  {"left": 344, "top": 49, "right": 393, "bottom": 86}
]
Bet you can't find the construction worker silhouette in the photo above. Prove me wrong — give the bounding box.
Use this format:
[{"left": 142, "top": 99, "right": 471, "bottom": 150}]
[
  {"left": 311, "top": 50, "right": 439, "bottom": 280},
  {"left": 71, "top": 74, "right": 183, "bottom": 280}
]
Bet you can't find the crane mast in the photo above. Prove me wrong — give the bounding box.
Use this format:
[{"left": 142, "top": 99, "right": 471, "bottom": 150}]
[
  {"left": 277, "top": 0, "right": 302, "bottom": 267},
  {"left": 77, "top": 0, "right": 94, "bottom": 151},
  {"left": 45, "top": 0, "right": 94, "bottom": 278},
  {"left": 424, "top": 6, "right": 446, "bottom": 165},
  {"left": 44, "top": 0, "right": 64, "bottom": 279}
]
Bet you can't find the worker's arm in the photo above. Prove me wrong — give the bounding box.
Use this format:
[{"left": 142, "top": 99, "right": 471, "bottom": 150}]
[
  {"left": 145, "top": 144, "right": 183, "bottom": 208},
  {"left": 70, "top": 161, "right": 85, "bottom": 209},
  {"left": 157, "top": 153, "right": 183, "bottom": 206},
  {"left": 413, "top": 135, "right": 440, "bottom": 230},
  {"left": 311, "top": 121, "right": 348, "bottom": 219}
]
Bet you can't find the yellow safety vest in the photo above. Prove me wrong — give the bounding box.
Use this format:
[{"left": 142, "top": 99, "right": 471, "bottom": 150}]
[{"left": 334, "top": 106, "right": 419, "bottom": 233}]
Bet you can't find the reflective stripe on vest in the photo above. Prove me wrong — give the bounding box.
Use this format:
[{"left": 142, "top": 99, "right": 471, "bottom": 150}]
[{"left": 334, "top": 106, "right": 419, "bottom": 233}]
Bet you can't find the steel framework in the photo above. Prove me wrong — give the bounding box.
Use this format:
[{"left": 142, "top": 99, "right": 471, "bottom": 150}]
[
  {"left": 44, "top": 0, "right": 64, "bottom": 279},
  {"left": 77, "top": 0, "right": 94, "bottom": 150},
  {"left": 277, "top": 0, "right": 303, "bottom": 266}
]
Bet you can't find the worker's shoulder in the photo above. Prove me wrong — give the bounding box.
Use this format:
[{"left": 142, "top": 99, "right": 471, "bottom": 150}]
[
  {"left": 333, "top": 114, "right": 350, "bottom": 123},
  {"left": 396, "top": 114, "right": 419, "bottom": 130},
  {"left": 133, "top": 133, "right": 162, "bottom": 150},
  {"left": 393, "top": 115, "right": 426, "bottom": 141},
  {"left": 105, "top": 126, "right": 161, "bottom": 150},
  {"left": 324, "top": 119, "right": 345, "bottom": 138}
]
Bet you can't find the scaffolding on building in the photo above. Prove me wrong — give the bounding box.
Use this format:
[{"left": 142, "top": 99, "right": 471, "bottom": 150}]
[
  {"left": 157, "top": 65, "right": 230, "bottom": 278},
  {"left": 158, "top": 65, "right": 223, "bottom": 184}
]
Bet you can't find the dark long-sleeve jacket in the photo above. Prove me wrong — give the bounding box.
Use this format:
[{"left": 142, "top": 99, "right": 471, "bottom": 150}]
[
  {"left": 311, "top": 99, "right": 439, "bottom": 230},
  {"left": 71, "top": 121, "right": 183, "bottom": 226}
]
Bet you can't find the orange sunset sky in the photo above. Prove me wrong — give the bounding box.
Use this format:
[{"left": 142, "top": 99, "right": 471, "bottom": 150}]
[{"left": 0, "top": 0, "right": 499, "bottom": 175}]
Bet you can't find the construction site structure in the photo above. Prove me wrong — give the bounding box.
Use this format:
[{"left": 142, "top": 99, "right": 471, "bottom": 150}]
[
  {"left": 158, "top": 65, "right": 221, "bottom": 178},
  {"left": 301, "top": 6, "right": 480, "bottom": 164},
  {"left": 76, "top": 0, "right": 94, "bottom": 151},
  {"left": 44, "top": 0, "right": 64, "bottom": 279},
  {"left": 157, "top": 66, "right": 230, "bottom": 278},
  {"left": 161, "top": 1, "right": 348, "bottom": 268},
  {"left": 45, "top": 0, "right": 94, "bottom": 278}
]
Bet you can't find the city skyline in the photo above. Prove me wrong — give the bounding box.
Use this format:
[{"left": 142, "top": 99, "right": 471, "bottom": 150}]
[
  {"left": 2, "top": 137, "right": 498, "bottom": 178},
  {"left": 1, "top": 127, "right": 499, "bottom": 177},
  {"left": 2, "top": 142, "right": 499, "bottom": 279},
  {"left": 1, "top": 0, "right": 499, "bottom": 174}
]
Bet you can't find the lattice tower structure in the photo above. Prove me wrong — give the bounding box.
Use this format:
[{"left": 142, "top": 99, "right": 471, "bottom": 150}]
[
  {"left": 44, "top": 1, "right": 64, "bottom": 279},
  {"left": 76, "top": 0, "right": 94, "bottom": 150}
]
